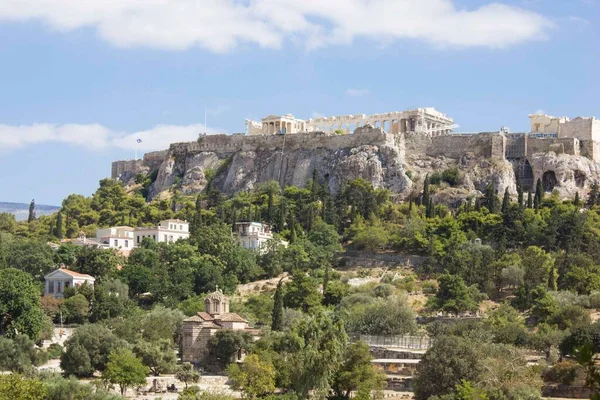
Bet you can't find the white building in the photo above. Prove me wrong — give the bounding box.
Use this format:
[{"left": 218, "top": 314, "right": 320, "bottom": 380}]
[
  {"left": 135, "top": 219, "right": 190, "bottom": 245},
  {"left": 235, "top": 222, "right": 288, "bottom": 252},
  {"left": 44, "top": 267, "right": 95, "bottom": 299},
  {"left": 96, "top": 226, "right": 135, "bottom": 251}
]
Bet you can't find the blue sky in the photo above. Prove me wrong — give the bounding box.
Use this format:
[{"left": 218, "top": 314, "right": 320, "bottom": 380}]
[{"left": 0, "top": 0, "right": 598, "bottom": 205}]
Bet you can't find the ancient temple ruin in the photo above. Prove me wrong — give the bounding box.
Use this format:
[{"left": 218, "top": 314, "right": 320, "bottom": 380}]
[{"left": 245, "top": 107, "right": 456, "bottom": 136}]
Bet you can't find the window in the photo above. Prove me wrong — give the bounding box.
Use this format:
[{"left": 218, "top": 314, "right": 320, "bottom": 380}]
[
  {"left": 153, "top": 235, "right": 156, "bottom": 240},
  {"left": 137, "top": 236, "right": 140, "bottom": 244},
  {"left": 180, "top": 225, "right": 183, "bottom": 231},
  {"left": 57, "top": 282, "right": 62, "bottom": 293},
  {"left": 125, "top": 240, "right": 129, "bottom": 248},
  {"left": 48, "top": 283, "right": 54, "bottom": 294},
  {"left": 114, "top": 239, "right": 118, "bottom": 247}
]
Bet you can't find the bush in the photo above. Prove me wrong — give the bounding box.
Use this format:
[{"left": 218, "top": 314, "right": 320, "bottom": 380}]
[
  {"left": 46, "top": 344, "right": 63, "bottom": 360},
  {"left": 544, "top": 360, "right": 584, "bottom": 385},
  {"left": 422, "top": 281, "right": 437, "bottom": 295}
]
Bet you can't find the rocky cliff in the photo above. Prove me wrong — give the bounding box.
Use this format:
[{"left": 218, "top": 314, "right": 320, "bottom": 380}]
[{"left": 113, "top": 127, "right": 600, "bottom": 203}]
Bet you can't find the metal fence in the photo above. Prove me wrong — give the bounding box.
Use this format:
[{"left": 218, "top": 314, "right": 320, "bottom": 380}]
[{"left": 350, "top": 334, "right": 433, "bottom": 350}]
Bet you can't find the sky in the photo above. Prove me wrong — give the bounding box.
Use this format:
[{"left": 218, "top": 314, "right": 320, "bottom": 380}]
[{"left": 0, "top": 0, "right": 598, "bottom": 205}]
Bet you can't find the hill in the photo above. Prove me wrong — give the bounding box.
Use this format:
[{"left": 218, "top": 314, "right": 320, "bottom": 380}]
[{"left": 0, "top": 202, "right": 60, "bottom": 221}]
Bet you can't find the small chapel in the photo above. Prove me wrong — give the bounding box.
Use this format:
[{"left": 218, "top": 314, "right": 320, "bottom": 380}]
[{"left": 182, "top": 288, "right": 259, "bottom": 364}]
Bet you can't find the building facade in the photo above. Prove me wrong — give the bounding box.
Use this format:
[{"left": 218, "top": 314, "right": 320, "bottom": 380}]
[
  {"left": 529, "top": 113, "right": 600, "bottom": 142},
  {"left": 44, "top": 267, "right": 95, "bottom": 299},
  {"left": 96, "top": 226, "right": 135, "bottom": 250},
  {"left": 245, "top": 108, "right": 456, "bottom": 136},
  {"left": 182, "top": 289, "right": 259, "bottom": 365},
  {"left": 134, "top": 219, "right": 190, "bottom": 245}
]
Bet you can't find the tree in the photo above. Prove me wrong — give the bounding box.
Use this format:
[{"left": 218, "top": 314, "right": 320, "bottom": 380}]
[
  {"left": 428, "top": 274, "right": 479, "bottom": 315},
  {"left": 588, "top": 181, "right": 600, "bottom": 208},
  {"left": 0, "top": 335, "right": 46, "bottom": 373},
  {"left": 344, "top": 296, "right": 417, "bottom": 335},
  {"left": 332, "top": 341, "right": 385, "bottom": 400},
  {"left": 271, "top": 279, "right": 284, "bottom": 331},
  {"left": 276, "top": 312, "right": 347, "bottom": 398},
  {"left": 207, "top": 330, "right": 253, "bottom": 369},
  {"left": 133, "top": 339, "right": 176, "bottom": 376},
  {"left": 61, "top": 324, "right": 125, "bottom": 377},
  {"left": 55, "top": 211, "right": 64, "bottom": 239},
  {"left": 191, "top": 194, "right": 203, "bottom": 235},
  {"left": 517, "top": 185, "right": 524, "bottom": 209},
  {"left": 28, "top": 199, "right": 36, "bottom": 223},
  {"left": 501, "top": 187, "right": 510, "bottom": 214},
  {"left": 574, "top": 192, "right": 581, "bottom": 207},
  {"left": 0, "top": 268, "right": 45, "bottom": 340},
  {"left": 422, "top": 175, "right": 431, "bottom": 212},
  {"left": 5, "top": 240, "right": 56, "bottom": 281},
  {"left": 283, "top": 270, "right": 322, "bottom": 313},
  {"left": 0, "top": 374, "right": 46, "bottom": 400},
  {"left": 534, "top": 178, "right": 543, "bottom": 210},
  {"left": 527, "top": 189, "right": 533, "bottom": 209},
  {"left": 62, "top": 294, "right": 89, "bottom": 324},
  {"left": 103, "top": 348, "right": 148, "bottom": 396},
  {"left": 413, "top": 336, "right": 483, "bottom": 400},
  {"left": 176, "top": 363, "right": 201, "bottom": 389},
  {"left": 227, "top": 354, "right": 276, "bottom": 398}
]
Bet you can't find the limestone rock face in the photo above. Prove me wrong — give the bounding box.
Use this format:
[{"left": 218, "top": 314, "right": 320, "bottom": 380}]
[
  {"left": 122, "top": 131, "right": 600, "bottom": 203},
  {"left": 528, "top": 152, "right": 600, "bottom": 197}
]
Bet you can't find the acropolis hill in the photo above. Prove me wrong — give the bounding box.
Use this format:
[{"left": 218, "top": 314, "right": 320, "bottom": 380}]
[{"left": 112, "top": 108, "right": 600, "bottom": 204}]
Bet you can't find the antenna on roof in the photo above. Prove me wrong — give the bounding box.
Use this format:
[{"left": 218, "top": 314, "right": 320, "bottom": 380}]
[{"left": 204, "top": 107, "right": 207, "bottom": 135}]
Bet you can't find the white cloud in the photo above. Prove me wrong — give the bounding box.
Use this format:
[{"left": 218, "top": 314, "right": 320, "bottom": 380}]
[
  {"left": 0, "top": 123, "right": 217, "bottom": 153},
  {"left": 0, "top": 0, "right": 552, "bottom": 51},
  {"left": 345, "top": 88, "right": 370, "bottom": 97}
]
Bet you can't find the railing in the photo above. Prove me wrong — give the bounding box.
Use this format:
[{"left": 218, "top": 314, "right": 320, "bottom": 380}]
[{"left": 350, "top": 334, "right": 433, "bottom": 350}]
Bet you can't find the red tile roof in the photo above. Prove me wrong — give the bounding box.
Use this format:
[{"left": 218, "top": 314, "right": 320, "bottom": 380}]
[
  {"left": 56, "top": 268, "right": 94, "bottom": 279},
  {"left": 219, "top": 313, "right": 247, "bottom": 323}
]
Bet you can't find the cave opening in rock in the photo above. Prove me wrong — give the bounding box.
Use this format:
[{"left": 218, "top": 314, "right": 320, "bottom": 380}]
[
  {"left": 542, "top": 171, "right": 557, "bottom": 192},
  {"left": 574, "top": 170, "right": 586, "bottom": 188}
]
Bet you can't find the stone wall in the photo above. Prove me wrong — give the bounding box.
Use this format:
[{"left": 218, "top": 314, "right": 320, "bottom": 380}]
[
  {"left": 111, "top": 159, "right": 144, "bottom": 180},
  {"left": 406, "top": 133, "right": 498, "bottom": 159},
  {"left": 526, "top": 137, "right": 579, "bottom": 157}
]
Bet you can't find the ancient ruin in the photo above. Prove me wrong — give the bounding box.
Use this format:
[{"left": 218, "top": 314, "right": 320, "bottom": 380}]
[
  {"left": 112, "top": 110, "right": 600, "bottom": 205},
  {"left": 245, "top": 108, "right": 456, "bottom": 136}
]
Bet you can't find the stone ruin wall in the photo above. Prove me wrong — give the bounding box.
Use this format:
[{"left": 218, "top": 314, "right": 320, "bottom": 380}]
[
  {"left": 176, "top": 127, "right": 394, "bottom": 155},
  {"left": 111, "top": 150, "right": 168, "bottom": 179}
]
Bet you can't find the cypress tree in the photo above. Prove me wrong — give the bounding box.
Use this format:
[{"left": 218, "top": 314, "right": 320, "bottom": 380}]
[
  {"left": 271, "top": 279, "right": 284, "bottom": 332},
  {"left": 0, "top": 234, "right": 6, "bottom": 269},
  {"left": 587, "top": 181, "right": 600, "bottom": 208},
  {"left": 534, "top": 178, "right": 543, "bottom": 210},
  {"left": 192, "top": 194, "right": 203, "bottom": 234},
  {"left": 574, "top": 192, "right": 581, "bottom": 207},
  {"left": 27, "top": 199, "right": 36, "bottom": 223},
  {"left": 426, "top": 199, "right": 434, "bottom": 219},
  {"left": 527, "top": 189, "right": 533, "bottom": 209},
  {"left": 422, "top": 174, "right": 430, "bottom": 210},
  {"left": 408, "top": 196, "right": 413, "bottom": 212},
  {"left": 55, "top": 211, "right": 64, "bottom": 239},
  {"left": 548, "top": 266, "right": 557, "bottom": 291},
  {"left": 289, "top": 216, "right": 297, "bottom": 244},
  {"left": 267, "top": 191, "right": 274, "bottom": 224},
  {"left": 311, "top": 168, "right": 319, "bottom": 200},
  {"left": 501, "top": 187, "right": 510, "bottom": 214},
  {"left": 517, "top": 184, "right": 524, "bottom": 209},
  {"left": 323, "top": 264, "right": 330, "bottom": 294}
]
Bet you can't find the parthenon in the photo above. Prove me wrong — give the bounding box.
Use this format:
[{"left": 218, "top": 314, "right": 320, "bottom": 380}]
[{"left": 245, "top": 107, "right": 457, "bottom": 136}]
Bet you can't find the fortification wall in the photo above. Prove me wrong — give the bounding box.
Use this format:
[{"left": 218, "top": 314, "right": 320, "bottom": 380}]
[
  {"left": 111, "top": 159, "right": 144, "bottom": 179},
  {"left": 174, "top": 128, "right": 391, "bottom": 155},
  {"left": 405, "top": 133, "right": 506, "bottom": 159},
  {"left": 526, "top": 137, "right": 579, "bottom": 157}
]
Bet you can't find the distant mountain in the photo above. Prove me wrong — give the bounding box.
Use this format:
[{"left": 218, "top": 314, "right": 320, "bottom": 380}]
[{"left": 0, "top": 202, "right": 60, "bottom": 221}]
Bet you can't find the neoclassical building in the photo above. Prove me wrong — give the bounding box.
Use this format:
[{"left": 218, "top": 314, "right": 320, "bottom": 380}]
[{"left": 182, "top": 289, "right": 260, "bottom": 365}]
